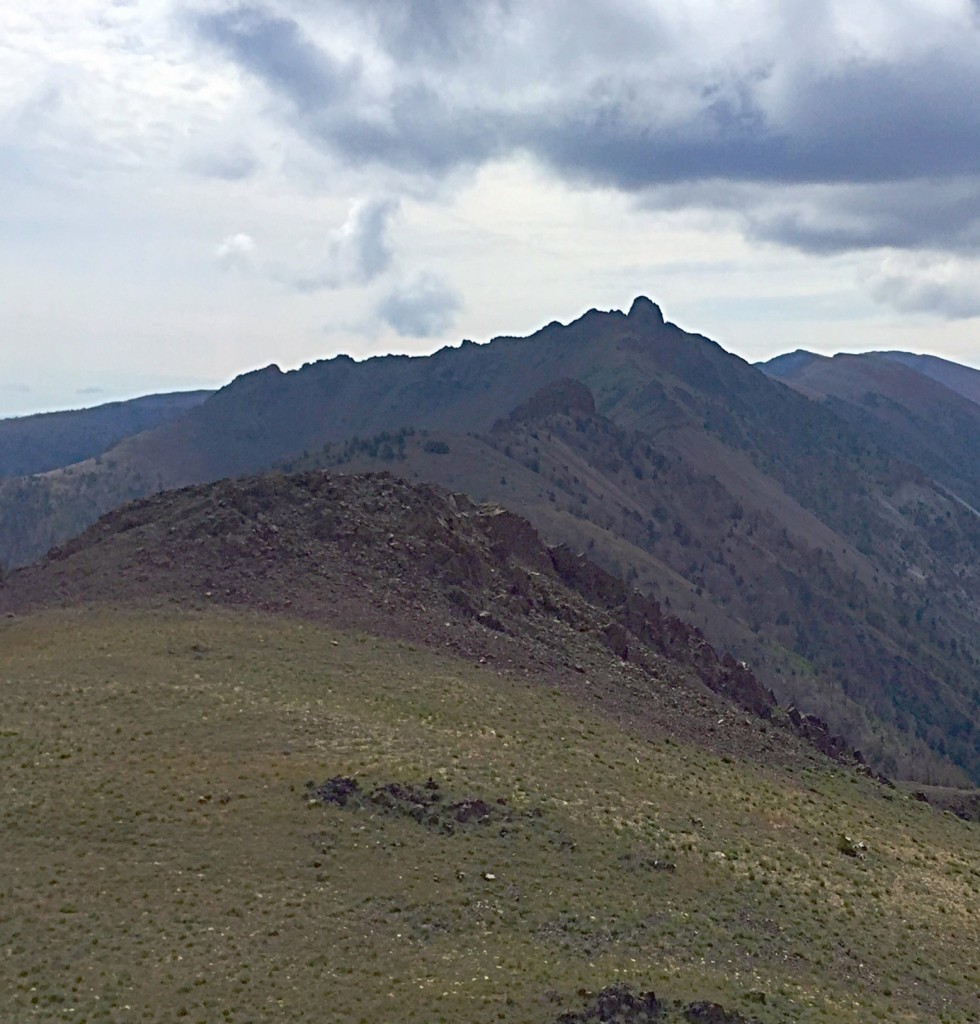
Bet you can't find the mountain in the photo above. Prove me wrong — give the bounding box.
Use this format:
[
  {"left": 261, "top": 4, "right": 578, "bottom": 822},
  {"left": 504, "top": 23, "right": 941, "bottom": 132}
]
[
  {"left": 758, "top": 350, "right": 980, "bottom": 510},
  {"left": 878, "top": 350, "right": 980, "bottom": 406},
  {"left": 0, "top": 298, "right": 977, "bottom": 787},
  {"left": 0, "top": 390, "right": 213, "bottom": 478},
  {"left": 1, "top": 470, "right": 977, "bottom": 1024},
  {"left": 281, "top": 382, "right": 978, "bottom": 786}
]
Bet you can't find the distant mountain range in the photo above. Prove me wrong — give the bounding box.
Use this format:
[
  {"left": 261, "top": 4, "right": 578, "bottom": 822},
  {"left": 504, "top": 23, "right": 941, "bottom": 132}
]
[
  {"left": 0, "top": 298, "right": 977, "bottom": 786},
  {"left": 878, "top": 350, "right": 980, "bottom": 405},
  {"left": 0, "top": 390, "right": 212, "bottom": 478},
  {"left": 758, "top": 350, "right": 980, "bottom": 510}
]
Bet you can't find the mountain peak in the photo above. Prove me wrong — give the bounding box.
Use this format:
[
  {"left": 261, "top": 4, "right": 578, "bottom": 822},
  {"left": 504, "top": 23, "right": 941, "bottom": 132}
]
[
  {"left": 756, "top": 350, "right": 826, "bottom": 377},
  {"left": 627, "top": 295, "right": 665, "bottom": 324}
]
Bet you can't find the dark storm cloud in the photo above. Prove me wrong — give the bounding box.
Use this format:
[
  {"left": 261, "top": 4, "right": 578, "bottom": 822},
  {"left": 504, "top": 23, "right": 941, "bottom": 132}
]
[
  {"left": 531, "top": 54, "right": 980, "bottom": 191},
  {"left": 326, "top": 83, "right": 506, "bottom": 176},
  {"left": 744, "top": 182, "right": 980, "bottom": 254},
  {"left": 377, "top": 273, "right": 461, "bottom": 338},
  {"left": 344, "top": 0, "right": 511, "bottom": 65},
  {"left": 191, "top": 2, "right": 980, "bottom": 257}
]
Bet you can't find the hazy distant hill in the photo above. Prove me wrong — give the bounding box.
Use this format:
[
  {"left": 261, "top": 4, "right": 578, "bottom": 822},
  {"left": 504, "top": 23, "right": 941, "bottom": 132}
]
[
  {"left": 0, "top": 390, "right": 212, "bottom": 478},
  {"left": 0, "top": 299, "right": 976, "bottom": 785},
  {"left": 879, "top": 350, "right": 980, "bottom": 406},
  {"left": 758, "top": 351, "right": 980, "bottom": 509}
]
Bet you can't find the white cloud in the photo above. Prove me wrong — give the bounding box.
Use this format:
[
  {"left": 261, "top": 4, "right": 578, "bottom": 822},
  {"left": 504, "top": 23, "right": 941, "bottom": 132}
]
[
  {"left": 866, "top": 253, "right": 980, "bottom": 319},
  {"left": 288, "top": 197, "right": 397, "bottom": 291},
  {"left": 215, "top": 232, "right": 256, "bottom": 271}
]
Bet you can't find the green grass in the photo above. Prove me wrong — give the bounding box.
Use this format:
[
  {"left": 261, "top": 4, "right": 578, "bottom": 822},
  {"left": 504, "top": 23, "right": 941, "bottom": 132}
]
[{"left": 1, "top": 607, "right": 977, "bottom": 1023}]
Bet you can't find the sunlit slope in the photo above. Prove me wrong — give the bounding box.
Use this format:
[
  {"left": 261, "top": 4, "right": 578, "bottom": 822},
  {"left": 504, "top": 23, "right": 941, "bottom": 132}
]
[{"left": 1, "top": 608, "right": 977, "bottom": 1024}]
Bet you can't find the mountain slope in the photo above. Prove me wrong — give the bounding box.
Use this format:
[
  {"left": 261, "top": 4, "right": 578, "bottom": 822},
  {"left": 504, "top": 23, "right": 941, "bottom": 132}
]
[
  {"left": 284, "top": 386, "right": 979, "bottom": 785},
  {"left": 2, "top": 601, "right": 977, "bottom": 1022},
  {"left": 2, "top": 468, "right": 977, "bottom": 1024},
  {"left": 879, "top": 350, "right": 980, "bottom": 406},
  {"left": 0, "top": 297, "right": 961, "bottom": 566},
  {"left": 0, "top": 390, "right": 212, "bottom": 478},
  {"left": 0, "top": 299, "right": 976, "bottom": 786},
  {"left": 759, "top": 350, "right": 980, "bottom": 509},
  {"left": 0, "top": 470, "right": 809, "bottom": 751}
]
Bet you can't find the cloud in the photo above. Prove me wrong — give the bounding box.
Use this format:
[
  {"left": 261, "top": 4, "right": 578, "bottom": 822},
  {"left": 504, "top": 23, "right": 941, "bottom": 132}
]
[
  {"left": 866, "top": 254, "right": 980, "bottom": 319},
  {"left": 215, "top": 232, "right": 257, "bottom": 271},
  {"left": 212, "top": 199, "right": 397, "bottom": 289},
  {"left": 377, "top": 272, "right": 461, "bottom": 338},
  {"left": 289, "top": 197, "right": 397, "bottom": 291},
  {"left": 189, "top": 2, "right": 980, "bottom": 258},
  {"left": 740, "top": 180, "right": 980, "bottom": 254},
  {"left": 184, "top": 143, "right": 259, "bottom": 181},
  {"left": 192, "top": 4, "right": 359, "bottom": 115}
]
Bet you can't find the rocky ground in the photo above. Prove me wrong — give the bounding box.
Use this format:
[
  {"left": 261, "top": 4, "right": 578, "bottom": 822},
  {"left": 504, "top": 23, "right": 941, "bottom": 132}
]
[{"left": 1, "top": 469, "right": 874, "bottom": 779}]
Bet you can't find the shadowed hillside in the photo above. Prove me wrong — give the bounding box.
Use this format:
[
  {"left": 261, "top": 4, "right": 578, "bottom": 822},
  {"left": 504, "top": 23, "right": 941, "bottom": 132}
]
[
  {"left": 759, "top": 350, "right": 980, "bottom": 509},
  {"left": 0, "top": 390, "right": 212, "bottom": 478},
  {"left": 287, "top": 385, "right": 979, "bottom": 786},
  {"left": 0, "top": 296, "right": 891, "bottom": 565},
  {"left": 879, "top": 350, "right": 980, "bottom": 406}
]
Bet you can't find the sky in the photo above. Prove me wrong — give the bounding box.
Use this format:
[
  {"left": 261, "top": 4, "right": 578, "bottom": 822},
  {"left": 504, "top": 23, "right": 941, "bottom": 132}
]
[{"left": 2, "top": 1, "right": 980, "bottom": 418}]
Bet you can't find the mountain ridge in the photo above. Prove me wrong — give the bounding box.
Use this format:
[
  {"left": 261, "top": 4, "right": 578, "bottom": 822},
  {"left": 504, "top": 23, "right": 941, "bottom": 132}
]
[
  {"left": 0, "top": 468, "right": 890, "bottom": 778},
  {"left": 0, "top": 389, "right": 212, "bottom": 479},
  {"left": 758, "top": 350, "right": 980, "bottom": 510},
  {"left": 878, "top": 350, "right": 980, "bottom": 406},
  {"left": 0, "top": 300, "right": 976, "bottom": 786}
]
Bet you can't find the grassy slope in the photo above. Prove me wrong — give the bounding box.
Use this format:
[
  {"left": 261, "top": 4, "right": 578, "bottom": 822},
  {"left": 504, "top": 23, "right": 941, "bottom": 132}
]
[
  {"left": 287, "top": 427, "right": 979, "bottom": 784},
  {"left": 1, "top": 607, "right": 977, "bottom": 1024}
]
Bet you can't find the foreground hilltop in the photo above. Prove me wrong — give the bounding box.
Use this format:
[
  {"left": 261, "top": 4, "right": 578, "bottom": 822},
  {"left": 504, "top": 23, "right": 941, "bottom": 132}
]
[
  {"left": 1, "top": 469, "right": 844, "bottom": 768},
  {"left": 1, "top": 470, "right": 977, "bottom": 1023}
]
